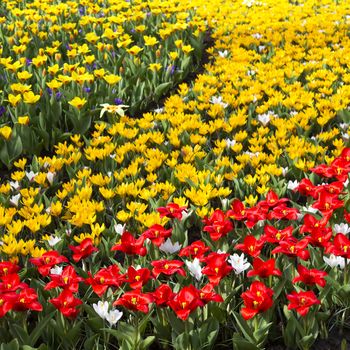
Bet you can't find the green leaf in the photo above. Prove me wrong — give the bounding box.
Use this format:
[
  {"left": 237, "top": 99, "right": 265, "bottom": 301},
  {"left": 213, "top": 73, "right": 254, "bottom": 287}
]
[
  {"left": 232, "top": 334, "right": 260, "bottom": 350},
  {"left": 30, "top": 312, "right": 56, "bottom": 346},
  {"left": 0, "top": 339, "right": 20, "bottom": 350},
  {"left": 297, "top": 334, "right": 317, "bottom": 350},
  {"left": 154, "top": 82, "right": 172, "bottom": 100},
  {"left": 0, "top": 142, "right": 10, "bottom": 168},
  {"left": 232, "top": 312, "right": 255, "bottom": 344},
  {"left": 9, "top": 324, "right": 30, "bottom": 345},
  {"left": 139, "top": 336, "right": 155, "bottom": 350},
  {"left": 84, "top": 334, "right": 101, "bottom": 350},
  {"left": 253, "top": 321, "right": 272, "bottom": 345},
  {"left": 198, "top": 318, "right": 219, "bottom": 350},
  {"left": 173, "top": 333, "right": 189, "bottom": 350},
  {"left": 22, "top": 345, "right": 48, "bottom": 350}
]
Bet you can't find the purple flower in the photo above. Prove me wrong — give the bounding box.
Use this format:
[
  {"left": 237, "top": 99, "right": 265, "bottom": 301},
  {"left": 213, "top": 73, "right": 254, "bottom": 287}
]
[
  {"left": 84, "top": 87, "right": 91, "bottom": 93},
  {"left": 0, "top": 106, "right": 6, "bottom": 117},
  {"left": 26, "top": 59, "right": 32, "bottom": 66},
  {"left": 168, "top": 65, "right": 176, "bottom": 75},
  {"left": 114, "top": 98, "right": 123, "bottom": 105},
  {"left": 56, "top": 91, "right": 63, "bottom": 100},
  {"left": 79, "top": 6, "right": 85, "bottom": 15}
]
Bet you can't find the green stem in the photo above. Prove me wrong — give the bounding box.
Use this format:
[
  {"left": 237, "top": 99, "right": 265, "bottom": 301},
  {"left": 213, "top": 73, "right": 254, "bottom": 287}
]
[{"left": 344, "top": 259, "right": 348, "bottom": 285}]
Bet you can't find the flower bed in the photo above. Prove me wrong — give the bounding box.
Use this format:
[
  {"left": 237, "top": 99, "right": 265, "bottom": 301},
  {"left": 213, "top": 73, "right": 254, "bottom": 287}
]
[
  {"left": 0, "top": 0, "right": 350, "bottom": 349},
  {"left": 0, "top": 0, "right": 206, "bottom": 165},
  {"left": 1, "top": 150, "right": 350, "bottom": 349}
]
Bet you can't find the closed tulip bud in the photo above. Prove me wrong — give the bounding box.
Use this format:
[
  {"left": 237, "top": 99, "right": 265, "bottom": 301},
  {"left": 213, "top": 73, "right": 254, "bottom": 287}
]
[
  {"left": 55, "top": 53, "right": 61, "bottom": 61},
  {"left": 156, "top": 49, "right": 161, "bottom": 58},
  {"left": 119, "top": 67, "right": 124, "bottom": 74}
]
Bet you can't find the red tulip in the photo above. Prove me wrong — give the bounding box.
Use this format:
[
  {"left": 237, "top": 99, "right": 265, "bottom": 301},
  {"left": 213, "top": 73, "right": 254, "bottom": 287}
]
[
  {"left": 241, "top": 281, "right": 274, "bottom": 320},
  {"left": 312, "top": 191, "right": 343, "bottom": 213},
  {"left": 202, "top": 253, "right": 232, "bottom": 285},
  {"left": 0, "top": 273, "right": 27, "bottom": 293},
  {"left": 142, "top": 224, "right": 172, "bottom": 247},
  {"left": 157, "top": 203, "right": 187, "bottom": 220},
  {"left": 113, "top": 290, "right": 154, "bottom": 313},
  {"left": 69, "top": 238, "right": 98, "bottom": 262},
  {"left": 199, "top": 283, "right": 223, "bottom": 304},
  {"left": 310, "top": 164, "right": 336, "bottom": 179},
  {"left": 85, "top": 265, "right": 125, "bottom": 296},
  {"left": 247, "top": 257, "right": 282, "bottom": 278},
  {"left": 292, "top": 265, "right": 327, "bottom": 287},
  {"left": 168, "top": 285, "right": 204, "bottom": 320},
  {"left": 326, "top": 233, "right": 350, "bottom": 259},
  {"left": 111, "top": 231, "right": 147, "bottom": 256},
  {"left": 307, "top": 229, "right": 333, "bottom": 249},
  {"left": 227, "top": 199, "right": 247, "bottom": 220},
  {"left": 315, "top": 181, "right": 344, "bottom": 196},
  {"left": 49, "top": 290, "right": 82, "bottom": 318},
  {"left": 272, "top": 237, "right": 310, "bottom": 260},
  {"left": 152, "top": 284, "right": 175, "bottom": 306},
  {"left": 179, "top": 240, "right": 211, "bottom": 260},
  {"left": 30, "top": 251, "right": 68, "bottom": 276},
  {"left": 235, "top": 235, "right": 264, "bottom": 257},
  {"left": 340, "top": 147, "right": 350, "bottom": 162},
  {"left": 287, "top": 290, "right": 320, "bottom": 316},
  {"left": 45, "top": 265, "right": 84, "bottom": 292},
  {"left": 0, "top": 292, "right": 16, "bottom": 317},
  {"left": 296, "top": 178, "right": 317, "bottom": 198},
  {"left": 258, "top": 190, "right": 288, "bottom": 209},
  {"left": 0, "top": 261, "right": 20, "bottom": 278},
  {"left": 12, "top": 287, "right": 42, "bottom": 312},
  {"left": 262, "top": 225, "right": 293, "bottom": 243},
  {"left": 330, "top": 157, "right": 350, "bottom": 182},
  {"left": 244, "top": 207, "right": 267, "bottom": 228},
  {"left": 203, "top": 209, "right": 233, "bottom": 241},
  {"left": 300, "top": 213, "right": 331, "bottom": 235},
  {"left": 151, "top": 259, "right": 186, "bottom": 278},
  {"left": 126, "top": 266, "right": 151, "bottom": 289},
  {"left": 267, "top": 204, "right": 299, "bottom": 221}
]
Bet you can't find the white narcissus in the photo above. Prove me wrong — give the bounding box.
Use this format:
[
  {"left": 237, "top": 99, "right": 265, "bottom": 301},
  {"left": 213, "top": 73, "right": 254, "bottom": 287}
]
[
  {"left": 228, "top": 253, "right": 250, "bottom": 274},
  {"left": 323, "top": 254, "right": 346, "bottom": 269},
  {"left": 105, "top": 309, "right": 123, "bottom": 326},
  {"left": 333, "top": 223, "right": 350, "bottom": 235},
  {"left": 47, "top": 235, "right": 62, "bottom": 247},
  {"left": 159, "top": 238, "right": 182, "bottom": 254},
  {"left": 93, "top": 301, "right": 109, "bottom": 319},
  {"left": 50, "top": 265, "right": 63, "bottom": 275},
  {"left": 114, "top": 223, "right": 126, "bottom": 235},
  {"left": 9, "top": 193, "right": 21, "bottom": 207},
  {"left": 186, "top": 258, "right": 202, "bottom": 281}
]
